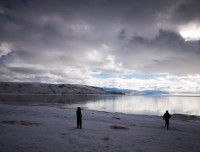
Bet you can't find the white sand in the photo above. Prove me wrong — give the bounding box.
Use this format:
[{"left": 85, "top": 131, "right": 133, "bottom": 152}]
[{"left": 0, "top": 103, "right": 200, "bottom": 152}]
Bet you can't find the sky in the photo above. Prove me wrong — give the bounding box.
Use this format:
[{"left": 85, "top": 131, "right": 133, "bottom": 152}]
[{"left": 0, "top": 0, "right": 200, "bottom": 93}]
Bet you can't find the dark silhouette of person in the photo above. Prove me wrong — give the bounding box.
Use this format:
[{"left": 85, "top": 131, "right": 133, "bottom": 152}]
[
  {"left": 163, "top": 110, "right": 171, "bottom": 129},
  {"left": 76, "top": 107, "right": 82, "bottom": 129}
]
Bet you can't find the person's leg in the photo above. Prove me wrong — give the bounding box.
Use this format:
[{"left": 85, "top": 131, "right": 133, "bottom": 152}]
[
  {"left": 166, "top": 120, "right": 169, "bottom": 129},
  {"left": 77, "top": 118, "right": 79, "bottom": 128},
  {"left": 80, "top": 119, "right": 82, "bottom": 129}
]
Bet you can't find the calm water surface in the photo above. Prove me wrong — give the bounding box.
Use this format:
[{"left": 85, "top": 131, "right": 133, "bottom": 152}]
[{"left": 0, "top": 95, "right": 200, "bottom": 116}]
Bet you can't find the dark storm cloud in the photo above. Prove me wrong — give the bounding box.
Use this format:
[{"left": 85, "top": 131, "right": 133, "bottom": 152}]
[
  {"left": 0, "top": 0, "right": 200, "bottom": 83},
  {"left": 171, "top": 0, "right": 200, "bottom": 24},
  {"left": 9, "top": 67, "right": 45, "bottom": 75},
  {"left": 0, "top": 0, "right": 175, "bottom": 41}
]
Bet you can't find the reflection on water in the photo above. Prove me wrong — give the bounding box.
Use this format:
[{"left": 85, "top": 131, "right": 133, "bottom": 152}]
[
  {"left": 82, "top": 95, "right": 200, "bottom": 116},
  {"left": 0, "top": 95, "right": 200, "bottom": 116},
  {"left": 0, "top": 94, "right": 103, "bottom": 104}
]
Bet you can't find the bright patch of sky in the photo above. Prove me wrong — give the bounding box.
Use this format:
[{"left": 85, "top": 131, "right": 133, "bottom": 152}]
[
  {"left": 0, "top": 43, "right": 13, "bottom": 57},
  {"left": 179, "top": 23, "right": 200, "bottom": 41}
]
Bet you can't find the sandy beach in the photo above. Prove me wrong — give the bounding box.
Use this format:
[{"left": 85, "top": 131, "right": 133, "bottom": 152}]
[{"left": 0, "top": 103, "right": 200, "bottom": 152}]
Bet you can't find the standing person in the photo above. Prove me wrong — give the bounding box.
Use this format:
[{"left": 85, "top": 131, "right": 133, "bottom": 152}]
[
  {"left": 163, "top": 110, "right": 171, "bottom": 129},
  {"left": 76, "top": 107, "right": 82, "bottom": 129}
]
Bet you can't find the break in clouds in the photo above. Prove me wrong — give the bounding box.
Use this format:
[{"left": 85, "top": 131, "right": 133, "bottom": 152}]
[{"left": 0, "top": 0, "right": 200, "bottom": 92}]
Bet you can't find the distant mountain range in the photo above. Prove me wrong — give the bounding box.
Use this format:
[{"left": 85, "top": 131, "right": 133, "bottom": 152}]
[
  {"left": 103, "top": 87, "right": 169, "bottom": 95},
  {"left": 0, "top": 82, "right": 124, "bottom": 95}
]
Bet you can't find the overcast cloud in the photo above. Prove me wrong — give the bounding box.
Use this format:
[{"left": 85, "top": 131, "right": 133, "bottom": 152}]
[{"left": 0, "top": 0, "right": 200, "bottom": 92}]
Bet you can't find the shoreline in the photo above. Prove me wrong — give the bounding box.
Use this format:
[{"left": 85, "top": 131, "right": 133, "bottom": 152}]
[{"left": 1, "top": 101, "right": 200, "bottom": 118}]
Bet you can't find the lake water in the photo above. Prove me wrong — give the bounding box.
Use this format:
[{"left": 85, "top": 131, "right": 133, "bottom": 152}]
[{"left": 0, "top": 95, "right": 200, "bottom": 116}]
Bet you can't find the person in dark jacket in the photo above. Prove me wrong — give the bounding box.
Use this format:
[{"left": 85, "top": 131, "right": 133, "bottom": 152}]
[
  {"left": 76, "top": 107, "right": 82, "bottom": 129},
  {"left": 163, "top": 110, "right": 171, "bottom": 129}
]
